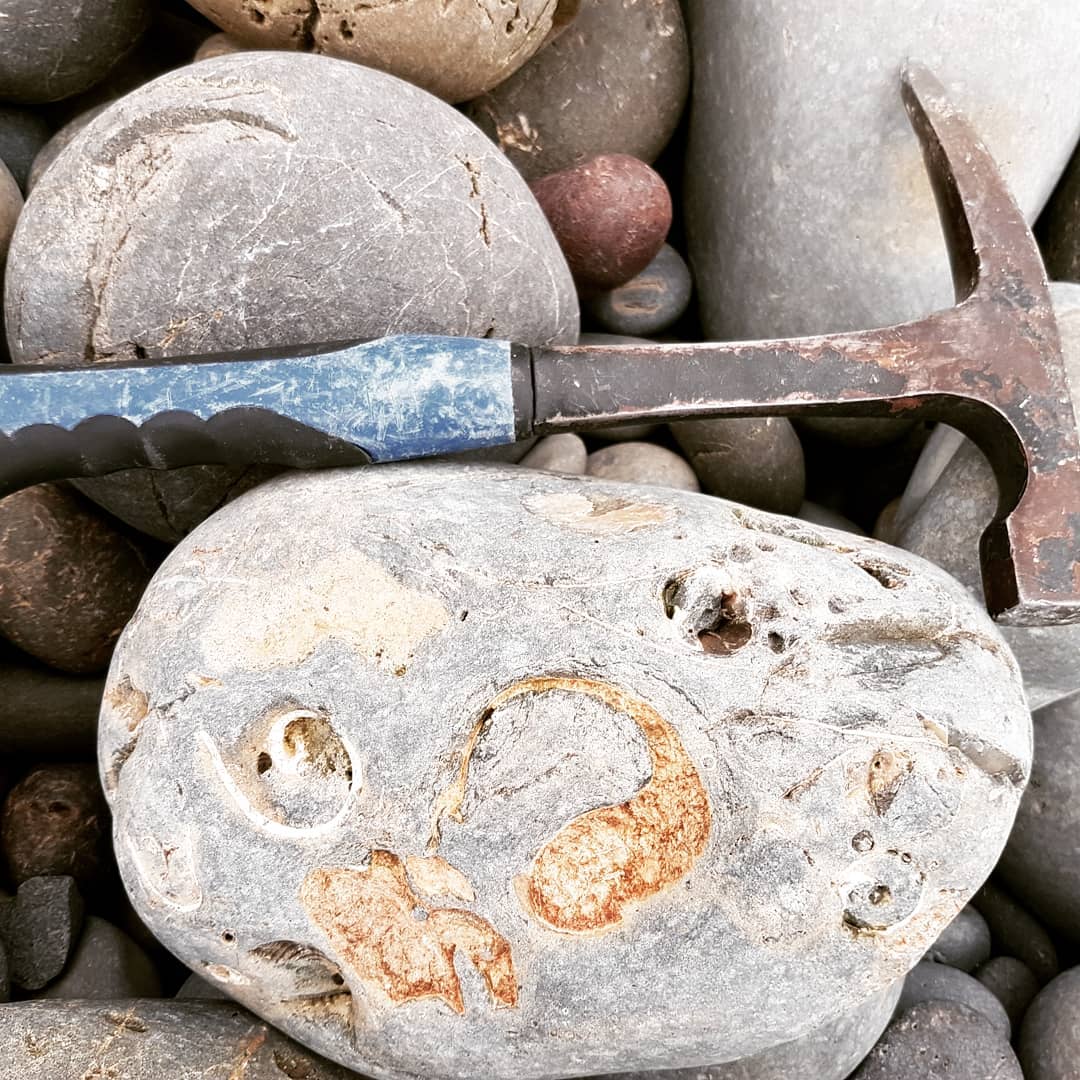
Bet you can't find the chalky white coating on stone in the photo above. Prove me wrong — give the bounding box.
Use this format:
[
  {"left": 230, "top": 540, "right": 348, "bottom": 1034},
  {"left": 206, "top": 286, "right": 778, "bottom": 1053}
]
[{"left": 103, "top": 463, "right": 1030, "bottom": 1079}]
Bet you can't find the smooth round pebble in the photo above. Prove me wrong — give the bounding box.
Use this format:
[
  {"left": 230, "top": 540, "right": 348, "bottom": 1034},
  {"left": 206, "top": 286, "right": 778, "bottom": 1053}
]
[
  {"left": 520, "top": 434, "right": 588, "bottom": 475},
  {"left": 41, "top": 916, "right": 161, "bottom": 999},
  {"left": 671, "top": 417, "right": 805, "bottom": 514},
  {"left": 0, "top": 157, "right": 21, "bottom": 265},
  {"left": 924, "top": 905, "right": 992, "bottom": 973},
  {"left": 5, "top": 876, "right": 85, "bottom": 992},
  {"left": 797, "top": 501, "right": 865, "bottom": 534},
  {"left": 0, "top": 484, "right": 154, "bottom": 673},
  {"left": 585, "top": 243, "right": 693, "bottom": 336},
  {"left": 531, "top": 154, "right": 672, "bottom": 290},
  {"left": 1018, "top": 966, "right": 1080, "bottom": 1079},
  {"left": 1, "top": 765, "right": 109, "bottom": 890},
  {"left": 851, "top": 1001, "right": 1023, "bottom": 1079},
  {"left": 0, "top": 106, "right": 51, "bottom": 191},
  {"left": 25, "top": 105, "right": 107, "bottom": 193},
  {"left": 586, "top": 441, "right": 700, "bottom": 491},
  {"left": 975, "top": 957, "right": 1041, "bottom": 1032},
  {"left": 898, "top": 960, "right": 1011, "bottom": 1040},
  {"left": 0, "top": 0, "right": 151, "bottom": 103},
  {"left": 466, "top": 0, "right": 689, "bottom": 179},
  {"left": 973, "top": 882, "right": 1059, "bottom": 985}
]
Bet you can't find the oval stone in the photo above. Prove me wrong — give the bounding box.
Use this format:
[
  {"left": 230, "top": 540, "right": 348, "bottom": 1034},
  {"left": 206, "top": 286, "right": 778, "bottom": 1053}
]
[{"left": 102, "top": 462, "right": 1030, "bottom": 1078}]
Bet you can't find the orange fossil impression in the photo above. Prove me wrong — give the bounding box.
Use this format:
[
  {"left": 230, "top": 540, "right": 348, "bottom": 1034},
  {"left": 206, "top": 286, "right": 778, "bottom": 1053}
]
[{"left": 300, "top": 851, "right": 517, "bottom": 1016}]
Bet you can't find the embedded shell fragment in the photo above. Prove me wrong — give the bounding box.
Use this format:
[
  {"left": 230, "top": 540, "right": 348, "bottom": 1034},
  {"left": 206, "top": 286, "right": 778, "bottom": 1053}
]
[{"left": 101, "top": 463, "right": 1031, "bottom": 1079}]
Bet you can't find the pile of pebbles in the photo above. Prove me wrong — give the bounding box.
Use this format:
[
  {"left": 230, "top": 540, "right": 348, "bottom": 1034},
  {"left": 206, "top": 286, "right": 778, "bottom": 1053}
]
[{"left": 1, "top": 1, "right": 1080, "bottom": 1078}]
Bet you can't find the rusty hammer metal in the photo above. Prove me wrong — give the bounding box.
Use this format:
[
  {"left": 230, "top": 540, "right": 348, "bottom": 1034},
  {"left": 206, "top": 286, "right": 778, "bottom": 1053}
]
[{"left": 0, "top": 65, "right": 1076, "bottom": 626}]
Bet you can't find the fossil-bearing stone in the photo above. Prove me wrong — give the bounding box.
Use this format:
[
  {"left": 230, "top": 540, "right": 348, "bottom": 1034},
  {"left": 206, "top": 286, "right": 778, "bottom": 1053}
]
[
  {"left": 4, "top": 52, "right": 578, "bottom": 541},
  {"left": 103, "top": 462, "right": 1029, "bottom": 1079}
]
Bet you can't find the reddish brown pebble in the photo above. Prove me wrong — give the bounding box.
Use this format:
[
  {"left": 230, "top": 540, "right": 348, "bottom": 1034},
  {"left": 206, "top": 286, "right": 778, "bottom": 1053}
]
[
  {"left": 0, "top": 484, "right": 154, "bottom": 674},
  {"left": 530, "top": 154, "right": 672, "bottom": 289},
  {"left": 1, "top": 765, "right": 109, "bottom": 891}
]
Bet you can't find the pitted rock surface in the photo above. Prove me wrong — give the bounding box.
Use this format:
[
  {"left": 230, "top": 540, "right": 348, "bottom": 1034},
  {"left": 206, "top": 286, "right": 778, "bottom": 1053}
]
[{"left": 102, "top": 463, "right": 1030, "bottom": 1080}]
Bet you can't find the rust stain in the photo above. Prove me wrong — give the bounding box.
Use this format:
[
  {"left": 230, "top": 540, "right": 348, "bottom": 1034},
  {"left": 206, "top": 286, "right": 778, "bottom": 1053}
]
[
  {"left": 868, "top": 750, "right": 913, "bottom": 815},
  {"left": 227, "top": 1029, "right": 268, "bottom": 1080},
  {"left": 405, "top": 855, "right": 476, "bottom": 902},
  {"left": 103, "top": 677, "right": 149, "bottom": 732},
  {"left": 300, "top": 851, "right": 517, "bottom": 1016},
  {"left": 522, "top": 491, "right": 673, "bottom": 535}
]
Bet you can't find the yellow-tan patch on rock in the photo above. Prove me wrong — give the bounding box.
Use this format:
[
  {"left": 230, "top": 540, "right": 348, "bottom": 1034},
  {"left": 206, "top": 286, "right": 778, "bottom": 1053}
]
[
  {"left": 522, "top": 491, "right": 673, "bottom": 535},
  {"left": 405, "top": 855, "right": 476, "bottom": 903}
]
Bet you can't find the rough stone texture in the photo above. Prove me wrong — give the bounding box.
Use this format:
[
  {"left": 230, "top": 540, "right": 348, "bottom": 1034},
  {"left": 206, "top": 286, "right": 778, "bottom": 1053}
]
[
  {"left": 972, "top": 882, "right": 1059, "bottom": 986},
  {"left": 4, "top": 51, "right": 578, "bottom": 541},
  {"left": 1017, "top": 966, "right": 1080, "bottom": 1080},
  {"left": 0, "top": 999, "right": 362, "bottom": 1078},
  {"left": 520, "top": 433, "right": 588, "bottom": 475},
  {"left": 103, "top": 462, "right": 1030, "bottom": 1079},
  {"left": 531, "top": 154, "right": 672, "bottom": 290},
  {"left": 575, "top": 981, "right": 902, "bottom": 1080},
  {"left": 923, "top": 905, "right": 991, "bottom": 973},
  {"left": 0, "top": 484, "right": 155, "bottom": 673},
  {"left": 851, "top": 1002, "right": 1023, "bottom": 1079},
  {"left": 0, "top": 0, "right": 151, "bottom": 103},
  {"left": 1040, "top": 141, "right": 1080, "bottom": 283},
  {"left": 684, "top": 2, "right": 1080, "bottom": 343},
  {"left": 39, "top": 915, "right": 162, "bottom": 998},
  {"left": 974, "top": 957, "right": 1040, "bottom": 1032},
  {"left": 24, "top": 104, "right": 107, "bottom": 193},
  {"left": 1, "top": 764, "right": 110, "bottom": 890},
  {"left": 997, "top": 691, "right": 1080, "bottom": 943},
  {"left": 5, "top": 875, "right": 85, "bottom": 992},
  {"left": 584, "top": 243, "right": 693, "bottom": 337},
  {"left": 187, "top": 0, "right": 578, "bottom": 103},
  {"left": 466, "top": 0, "right": 689, "bottom": 180},
  {"left": 670, "top": 418, "right": 804, "bottom": 515},
  {"left": 897, "top": 960, "right": 1011, "bottom": 1040},
  {"left": 0, "top": 105, "right": 51, "bottom": 191},
  {"left": 586, "top": 442, "right": 700, "bottom": 491}
]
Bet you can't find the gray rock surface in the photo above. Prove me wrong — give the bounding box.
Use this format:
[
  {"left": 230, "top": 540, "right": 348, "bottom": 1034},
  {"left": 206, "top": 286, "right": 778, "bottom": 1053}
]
[
  {"left": 0, "top": 999, "right": 361, "bottom": 1079},
  {"left": 5, "top": 52, "right": 578, "bottom": 541},
  {"left": 684, "top": 2, "right": 1080, "bottom": 341},
  {"left": 851, "top": 1001, "right": 1023, "bottom": 1079},
  {"left": 923, "top": 906, "right": 991, "bottom": 973},
  {"left": 177, "top": 972, "right": 230, "bottom": 999},
  {"left": 584, "top": 244, "right": 693, "bottom": 337},
  {"left": 466, "top": 0, "right": 689, "bottom": 180},
  {"left": 1017, "top": 966, "right": 1080, "bottom": 1080},
  {"left": 587, "top": 442, "right": 700, "bottom": 491},
  {"left": 24, "top": 104, "right": 107, "bottom": 193},
  {"left": 671, "top": 418, "right": 804, "bottom": 515},
  {"left": 997, "top": 691, "right": 1080, "bottom": 942},
  {"left": 897, "top": 960, "right": 1011, "bottom": 1040},
  {"left": 40, "top": 915, "right": 161, "bottom": 999},
  {"left": 103, "top": 461, "right": 1030, "bottom": 1078},
  {"left": 974, "top": 957, "right": 1040, "bottom": 1032},
  {"left": 0, "top": 106, "right": 51, "bottom": 191},
  {"left": 520, "top": 434, "right": 588, "bottom": 475},
  {"left": 5, "top": 875, "right": 84, "bottom": 992},
  {"left": 972, "top": 882, "right": 1059, "bottom": 986}
]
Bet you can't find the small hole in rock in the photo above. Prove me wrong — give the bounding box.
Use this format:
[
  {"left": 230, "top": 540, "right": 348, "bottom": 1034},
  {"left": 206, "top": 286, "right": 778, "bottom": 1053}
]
[
  {"left": 852, "top": 830, "right": 874, "bottom": 853},
  {"left": 868, "top": 884, "right": 891, "bottom": 906},
  {"left": 339, "top": 19, "right": 353, "bottom": 38},
  {"left": 250, "top": 8, "right": 265, "bottom": 22},
  {"left": 222, "top": 930, "right": 235, "bottom": 944},
  {"left": 699, "top": 622, "right": 754, "bottom": 655},
  {"left": 663, "top": 574, "right": 753, "bottom": 656},
  {"left": 767, "top": 632, "right": 785, "bottom": 653},
  {"left": 256, "top": 752, "right": 273, "bottom": 775},
  {"left": 331, "top": 972, "right": 345, "bottom": 986},
  {"left": 47, "top": 801, "right": 71, "bottom": 815},
  {"left": 856, "top": 558, "right": 908, "bottom": 590},
  {"left": 459, "top": 610, "right": 469, "bottom": 621}
]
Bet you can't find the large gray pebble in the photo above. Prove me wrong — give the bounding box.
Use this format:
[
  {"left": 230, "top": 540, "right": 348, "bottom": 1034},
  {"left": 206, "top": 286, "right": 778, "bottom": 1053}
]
[
  {"left": 0, "top": 106, "right": 51, "bottom": 191},
  {"left": 975, "top": 957, "right": 1040, "bottom": 1032},
  {"left": 898, "top": 960, "right": 1011, "bottom": 1040},
  {"left": 40, "top": 915, "right": 161, "bottom": 999},
  {"left": 4, "top": 52, "right": 578, "bottom": 541},
  {"left": 0, "top": 0, "right": 151, "bottom": 104},
  {"left": 1017, "top": 966, "right": 1080, "bottom": 1079},
  {"left": 851, "top": 1002, "right": 1023, "bottom": 1079},
  {"left": 466, "top": 0, "right": 689, "bottom": 180},
  {"left": 587, "top": 441, "right": 700, "bottom": 491},
  {"left": 973, "top": 882, "right": 1059, "bottom": 985},
  {"left": 923, "top": 905, "right": 991, "bottom": 973}
]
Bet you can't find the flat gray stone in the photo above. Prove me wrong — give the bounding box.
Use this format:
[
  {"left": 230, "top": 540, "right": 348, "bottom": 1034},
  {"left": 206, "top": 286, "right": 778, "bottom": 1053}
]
[
  {"left": 5, "top": 875, "right": 84, "bottom": 992},
  {"left": 102, "top": 461, "right": 1030, "bottom": 1078},
  {"left": 974, "top": 957, "right": 1040, "bottom": 1032},
  {"left": 1017, "top": 966, "right": 1080, "bottom": 1080},
  {"left": 684, "top": 2, "right": 1080, "bottom": 341},
  {"left": 40, "top": 915, "right": 161, "bottom": 999},
  {"left": 898, "top": 960, "right": 1011, "bottom": 1040}
]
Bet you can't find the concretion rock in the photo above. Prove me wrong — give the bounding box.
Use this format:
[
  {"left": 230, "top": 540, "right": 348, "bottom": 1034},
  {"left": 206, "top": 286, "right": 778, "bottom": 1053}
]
[
  {"left": 586, "top": 442, "right": 700, "bottom": 491},
  {"left": 997, "top": 691, "right": 1080, "bottom": 943},
  {"left": 40, "top": 915, "right": 161, "bottom": 998},
  {"left": 0, "top": 999, "right": 361, "bottom": 1079},
  {"left": 0, "top": 106, "right": 51, "bottom": 191},
  {"left": 1040, "top": 142, "right": 1080, "bottom": 283},
  {"left": 0, "top": 484, "right": 155, "bottom": 673},
  {"left": 4, "top": 875, "right": 85, "bottom": 991},
  {"left": 851, "top": 1002, "right": 1023, "bottom": 1079},
  {"left": 103, "top": 461, "right": 1031, "bottom": 1078},
  {"left": 1, "top": 764, "right": 109, "bottom": 890},
  {"left": 584, "top": 243, "right": 693, "bottom": 337},
  {"left": 466, "top": 0, "right": 689, "bottom": 180},
  {"left": 24, "top": 104, "right": 107, "bottom": 193},
  {"left": 670, "top": 418, "right": 804, "bottom": 515},
  {"left": 531, "top": 155, "right": 672, "bottom": 289},
  {"left": 684, "top": 2, "right": 1080, "bottom": 341},
  {"left": 520, "top": 434, "right": 588, "bottom": 475},
  {"left": 0, "top": 0, "right": 151, "bottom": 103},
  {"left": 4, "top": 51, "right": 578, "bottom": 541},
  {"left": 574, "top": 981, "right": 902, "bottom": 1079},
  {"left": 974, "top": 957, "right": 1040, "bottom": 1032},
  {"left": 972, "top": 882, "right": 1058, "bottom": 986},
  {"left": 186, "top": 0, "right": 578, "bottom": 103},
  {"left": 1017, "top": 966, "right": 1080, "bottom": 1079},
  {"left": 923, "top": 905, "right": 991, "bottom": 973},
  {"left": 897, "top": 960, "right": 1010, "bottom": 1039}
]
